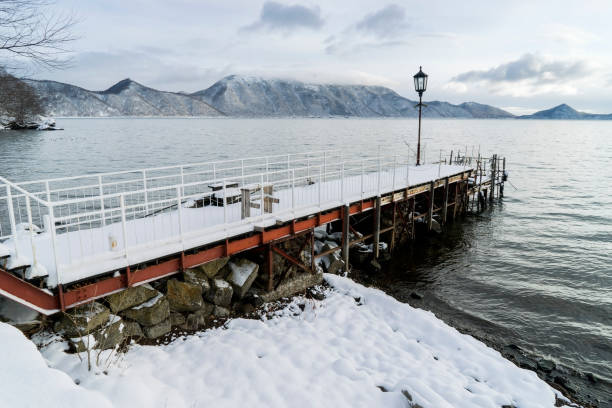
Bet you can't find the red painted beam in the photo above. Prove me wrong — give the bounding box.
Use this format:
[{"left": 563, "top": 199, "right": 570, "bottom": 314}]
[{"left": 0, "top": 268, "right": 60, "bottom": 312}]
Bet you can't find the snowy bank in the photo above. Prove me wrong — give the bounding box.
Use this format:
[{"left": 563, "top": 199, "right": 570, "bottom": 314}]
[
  {"left": 5, "top": 275, "right": 573, "bottom": 408},
  {"left": 0, "top": 323, "right": 111, "bottom": 407}
]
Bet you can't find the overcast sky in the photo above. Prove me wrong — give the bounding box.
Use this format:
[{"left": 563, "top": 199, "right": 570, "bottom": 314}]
[{"left": 33, "top": 0, "right": 612, "bottom": 114}]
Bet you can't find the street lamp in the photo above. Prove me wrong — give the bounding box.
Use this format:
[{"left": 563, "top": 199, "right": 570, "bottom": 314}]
[{"left": 413, "top": 66, "right": 428, "bottom": 165}]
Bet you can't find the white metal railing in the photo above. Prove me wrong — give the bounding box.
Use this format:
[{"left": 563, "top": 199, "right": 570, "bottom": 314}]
[{"left": 0, "top": 146, "right": 479, "bottom": 288}]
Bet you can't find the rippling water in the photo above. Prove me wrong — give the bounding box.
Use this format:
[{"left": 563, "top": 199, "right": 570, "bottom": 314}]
[{"left": 1, "top": 118, "right": 611, "bottom": 406}]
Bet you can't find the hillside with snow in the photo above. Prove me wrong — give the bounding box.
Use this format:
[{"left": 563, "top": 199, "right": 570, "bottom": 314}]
[
  {"left": 192, "top": 75, "right": 515, "bottom": 118},
  {"left": 1, "top": 275, "right": 575, "bottom": 408},
  {"left": 26, "top": 75, "right": 514, "bottom": 119},
  {"left": 26, "top": 79, "right": 224, "bottom": 117}
]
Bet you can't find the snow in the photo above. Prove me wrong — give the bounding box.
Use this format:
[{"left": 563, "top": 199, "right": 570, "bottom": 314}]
[
  {"left": 0, "top": 323, "right": 111, "bottom": 408},
  {"left": 131, "top": 292, "right": 163, "bottom": 310},
  {"left": 9, "top": 275, "right": 570, "bottom": 408}
]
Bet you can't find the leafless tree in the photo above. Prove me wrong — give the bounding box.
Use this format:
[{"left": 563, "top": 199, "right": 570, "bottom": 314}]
[
  {"left": 0, "top": 70, "right": 44, "bottom": 125},
  {"left": 0, "top": 0, "right": 76, "bottom": 69}
]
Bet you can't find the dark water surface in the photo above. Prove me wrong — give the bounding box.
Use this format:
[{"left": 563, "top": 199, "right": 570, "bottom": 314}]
[{"left": 1, "top": 118, "right": 611, "bottom": 406}]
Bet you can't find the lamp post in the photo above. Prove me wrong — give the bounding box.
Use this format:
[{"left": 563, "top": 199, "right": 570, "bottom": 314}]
[{"left": 413, "top": 66, "right": 428, "bottom": 165}]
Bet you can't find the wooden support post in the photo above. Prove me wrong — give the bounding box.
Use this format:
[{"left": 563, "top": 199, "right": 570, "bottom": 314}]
[
  {"left": 241, "top": 189, "right": 251, "bottom": 219},
  {"left": 342, "top": 204, "right": 350, "bottom": 271},
  {"left": 501, "top": 157, "right": 506, "bottom": 198},
  {"left": 410, "top": 198, "right": 416, "bottom": 240},
  {"left": 266, "top": 244, "right": 274, "bottom": 292},
  {"left": 489, "top": 154, "right": 496, "bottom": 202},
  {"left": 310, "top": 230, "right": 316, "bottom": 272},
  {"left": 264, "top": 184, "right": 274, "bottom": 213},
  {"left": 373, "top": 196, "right": 381, "bottom": 258},
  {"left": 390, "top": 201, "right": 397, "bottom": 252},
  {"left": 453, "top": 182, "right": 459, "bottom": 218},
  {"left": 428, "top": 181, "right": 435, "bottom": 230},
  {"left": 442, "top": 177, "right": 449, "bottom": 224}
]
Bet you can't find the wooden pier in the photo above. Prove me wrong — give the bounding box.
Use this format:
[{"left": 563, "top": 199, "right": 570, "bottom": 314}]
[{"left": 0, "top": 148, "right": 506, "bottom": 315}]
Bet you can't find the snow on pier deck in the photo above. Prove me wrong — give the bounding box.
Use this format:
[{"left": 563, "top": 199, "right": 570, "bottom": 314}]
[{"left": 0, "top": 148, "right": 493, "bottom": 313}]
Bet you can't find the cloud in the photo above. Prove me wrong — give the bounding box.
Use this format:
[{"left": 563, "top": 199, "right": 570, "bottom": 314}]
[
  {"left": 544, "top": 24, "right": 599, "bottom": 47},
  {"left": 325, "top": 4, "right": 410, "bottom": 55},
  {"left": 448, "top": 53, "right": 595, "bottom": 97},
  {"left": 354, "top": 4, "right": 409, "bottom": 39},
  {"left": 242, "top": 2, "right": 324, "bottom": 32}
]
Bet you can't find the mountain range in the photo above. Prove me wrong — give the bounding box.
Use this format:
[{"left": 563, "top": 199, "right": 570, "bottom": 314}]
[
  {"left": 26, "top": 75, "right": 514, "bottom": 118},
  {"left": 23, "top": 75, "right": 612, "bottom": 120}
]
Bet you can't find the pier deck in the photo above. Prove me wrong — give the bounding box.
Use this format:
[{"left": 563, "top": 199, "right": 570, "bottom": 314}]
[{"left": 0, "top": 148, "right": 504, "bottom": 314}]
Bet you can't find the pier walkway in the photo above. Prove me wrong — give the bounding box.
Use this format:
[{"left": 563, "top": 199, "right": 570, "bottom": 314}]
[{"left": 0, "top": 148, "right": 503, "bottom": 314}]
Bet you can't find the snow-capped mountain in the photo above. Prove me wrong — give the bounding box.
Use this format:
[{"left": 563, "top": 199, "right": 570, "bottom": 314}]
[
  {"left": 517, "top": 104, "right": 612, "bottom": 120},
  {"left": 26, "top": 79, "right": 223, "bottom": 117},
  {"left": 25, "top": 75, "right": 515, "bottom": 118},
  {"left": 191, "top": 75, "right": 515, "bottom": 118}
]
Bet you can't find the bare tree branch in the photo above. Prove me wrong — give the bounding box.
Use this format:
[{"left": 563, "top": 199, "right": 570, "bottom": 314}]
[{"left": 0, "top": 0, "right": 77, "bottom": 69}]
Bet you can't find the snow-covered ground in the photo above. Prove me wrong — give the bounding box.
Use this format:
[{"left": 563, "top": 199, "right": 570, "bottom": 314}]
[{"left": 2, "top": 275, "right": 573, "bottom": 408}]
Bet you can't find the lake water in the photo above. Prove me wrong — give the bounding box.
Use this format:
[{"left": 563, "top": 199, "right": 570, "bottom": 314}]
[{"left": 1, "top": 118, "right": 611, "bottom": 406}]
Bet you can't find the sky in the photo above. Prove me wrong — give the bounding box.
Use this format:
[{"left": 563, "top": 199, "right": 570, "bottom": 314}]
[{"left": 29, "top": 0, "right": 612, "bottom": 114}]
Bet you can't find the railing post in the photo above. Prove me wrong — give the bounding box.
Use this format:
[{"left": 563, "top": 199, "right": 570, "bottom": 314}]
[
  {"left": 265, "top": 157, "right": 269, "bottom": 184},
  {"left": 241, "top": 159, "right": 245, "bottom": 186},
  {"left": 361, "top": 160, "right": 364, "bottom": 199},
  {"left": 5, "top": 185, "right": 18, "bottom": 259},
  {"left": 318, "top": 165, "right": 322, "bottom": 207},
  {"left": 213, "top": 163, "right": 216, "bottom": 183},
  {"left": 142, "top": 170, "right": 148, "bottom": 215},
  {"left": 392, "top": 155, "right": 397, "bottom": 191},
  {"left": 341, "top": 162, "right": 345, "bottom": 203},
  {"left": 180, "top": 165, "right": 185, "bottom": 197},
  {"left": 377, "top": 155, "right": 381, "bottom": 196},
  {"left": 223, "top": 180, "right": 227, "bottom": 224},
  {"left": 176, "top": 186, "right": 184, "bottom": 246},
  {"left": 45, "top": 180, "right": 51, "bottom": 202},
  {"left": 97, "top": 175, "right": 106, "bottom": 226},
  {"left": 260, "top": 174, "right": 265, "bottom": 218},
  {"left": 323, "top": 151, "right": 327, "bottom": 182},
  {"left": 291, "top": 169, "right": 295, "bottom": 210},
  {"left": 120, "top": 194, "right": 129, "bottom": 262},
  {"left": 48, "top": 206, "right": 60, "bottom": 287},
  {"left": 25, "top": 196, "right": 38, "bottom": 274}
]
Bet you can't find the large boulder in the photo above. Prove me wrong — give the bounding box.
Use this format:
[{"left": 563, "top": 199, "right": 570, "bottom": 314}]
[
  {"left": 54, "top": 302, "right": 110, "bottom": 338},
  {"left": 260, "top": 272, "right": 323, "bottom": 303},
  {"left": 122, "top": 320, "right": 143, "bottom": 337},
  {"left": 197, "top": 257, "right": 229, "bottom": 279},
  {"left": 225, "top": 259, "right": 259, "bottom": 299},
  {"left": 120, "top": 293, "right": 169, "bottom": 326},
  {"left": 105, "top": 285, "right": 158, "bottom": 313},
  {"left": 142, "top": 318, "right": 171, "bottom": 339},
  {"left": 93, "top": 315, "right": 125, "bottom": 350},
  {"left": 205, "top": 279, "right": 233, "bottom": 307},
  {"left": 166, "top": 279, "right": 203, "bottom": 312},
  {"left": 183, "top": 302, "right": 214, "bottom": 330},
  {"left": 183, "top": 268, "right": 212, "bottom": 293}
]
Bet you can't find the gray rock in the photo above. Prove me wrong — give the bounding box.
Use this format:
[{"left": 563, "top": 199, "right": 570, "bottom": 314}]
[
  {"left": 213, "top": 306, "right": 230, "bottom": 318},
  {"left": 166, "top": 279, "right": 203, "bottom": 312},
  {"left": 170, "top": 312, "right": 186, "bottom": 327},
  {"left": 182, "top": 302, "right": 214, "bottom": 330},
  {"left": 205, "top": 279, "right": 233, "bottom": 307},
  {"left": 260, "top": 273, "right": 324, "bottom": 303},
  {"left": 197, "top": 257, "right": 229, "bottom": 279},
  {"left": 122, "top": 320, "right": 143, "bottom": 337},
  {"left": 120, "top": 294, "right": 169, "bottom": 326},
  {"left": 142, "top": 318, "right": 171, "bottom": 339},
  {"left": 105, "top": 285, "right": 158, "bottom": 313},
  {"left": 327, "top": 257, "right": 346, "bottom": 275},
  {"left": 183, "top": 268, "right": 212, "bottom": 292},
  {"left": 93, "top": 317, "right": 125, "bottom": 350},
  {"left": 54, "top": 302, "right": 110, "bottom": 338},
  {"left": 225, "top": 259, "right": 259, "bottom": 299}
]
